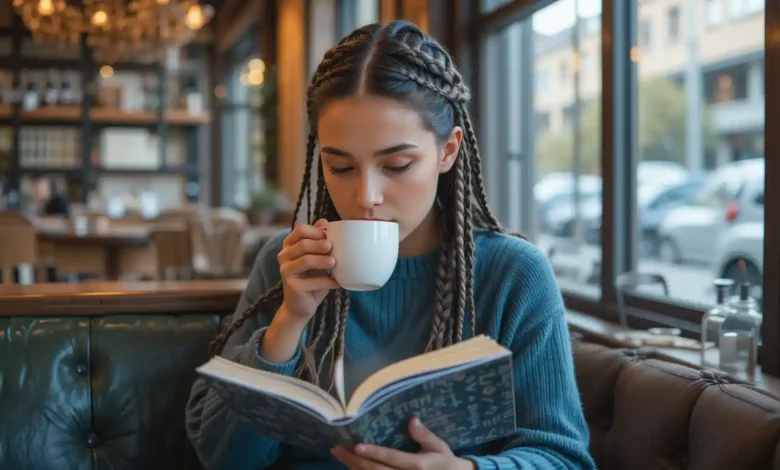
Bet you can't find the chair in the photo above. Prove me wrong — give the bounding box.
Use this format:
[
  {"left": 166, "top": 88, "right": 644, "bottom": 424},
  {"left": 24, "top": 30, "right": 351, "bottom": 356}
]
[
  {"left": 0, "top": 224, "right": 38, "bottom": 284},
  {"left": 150, "top": 224, "right": 194, "bottom": 280},
  {"left": 192, "top": 213, "right": 247, "bottom": 278},
  {"left": 615, "top": 271, "right": 669, "bottom": 329}
]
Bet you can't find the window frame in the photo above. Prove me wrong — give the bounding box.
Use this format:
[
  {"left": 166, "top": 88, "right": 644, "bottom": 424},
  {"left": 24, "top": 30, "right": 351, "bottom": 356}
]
[
  {"left": 219, "top": 28, "right": 264, "bottom": 209},
  {"left": 467, "top": 0, "right": 780, "bottom": 376}
]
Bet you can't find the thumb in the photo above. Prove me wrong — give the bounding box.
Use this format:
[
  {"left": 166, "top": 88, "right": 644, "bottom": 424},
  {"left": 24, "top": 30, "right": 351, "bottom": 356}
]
[
  {"left": 314, "top": 218, "right": 328, "bottom": 230},
  {"left": 408, "top": 418, "right": 450, "bottom": 454}
]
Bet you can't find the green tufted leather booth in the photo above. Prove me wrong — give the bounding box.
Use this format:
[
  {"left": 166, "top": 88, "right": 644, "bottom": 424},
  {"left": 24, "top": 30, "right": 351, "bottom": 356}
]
[
  {"left": 4, "top": 282, "right": 780, "bottom": 470},
  {"left": 0, "top": 312, "right": 223, "bottom": 470}
]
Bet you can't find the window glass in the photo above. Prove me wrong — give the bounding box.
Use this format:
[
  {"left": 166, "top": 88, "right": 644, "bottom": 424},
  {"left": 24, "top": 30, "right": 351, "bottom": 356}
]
[
  {"left": 221, "top": 55, "right": 267, "bottom": 209},
  {"left": 480, "top": 0, "right": 603, "bottom": 297},
  {"left": 637, "top": 0, "right": 765, "bottom": 308}
]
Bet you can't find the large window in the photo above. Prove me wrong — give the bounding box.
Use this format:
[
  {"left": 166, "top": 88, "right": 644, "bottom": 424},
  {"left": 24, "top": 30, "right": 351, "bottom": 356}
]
[
  {"left": 220, "top": 31, "right": 269, "bottom": 209},
  {"left": 473, "top": 0, "right": 779, "bottom": 376},
  {"left": 636, "top": 0, "right": 764, "bottom": 310},
  {"left": 480, "top": 0, "right": 603, "bottom": 298}
]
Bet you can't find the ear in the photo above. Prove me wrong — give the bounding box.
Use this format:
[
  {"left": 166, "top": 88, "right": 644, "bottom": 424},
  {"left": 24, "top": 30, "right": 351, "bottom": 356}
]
[{"left": 438, "top": 126, "right": 463, "bottom": 174}]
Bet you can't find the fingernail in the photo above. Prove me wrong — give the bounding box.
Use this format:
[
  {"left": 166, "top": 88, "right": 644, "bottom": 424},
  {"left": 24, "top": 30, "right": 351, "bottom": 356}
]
[
  {"left": 413, "top": 417, "right": 423, "bottom": 429},
  {"left": 355, "top": 444, "right": 366, "bottom": 454}
]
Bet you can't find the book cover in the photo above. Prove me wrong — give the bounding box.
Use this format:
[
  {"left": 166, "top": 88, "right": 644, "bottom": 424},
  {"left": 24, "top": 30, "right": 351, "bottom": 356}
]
[{"left": 203, "top": 353, "right": 517, "bottom": 452}]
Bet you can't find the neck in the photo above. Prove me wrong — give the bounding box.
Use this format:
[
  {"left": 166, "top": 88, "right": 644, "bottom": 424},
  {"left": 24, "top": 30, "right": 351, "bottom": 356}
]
[{"left": 398, "top": 209, "right": 441, "bottom": 257}]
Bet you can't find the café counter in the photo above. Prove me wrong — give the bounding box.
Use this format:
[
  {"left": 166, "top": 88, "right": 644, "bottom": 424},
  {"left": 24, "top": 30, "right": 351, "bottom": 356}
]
[{"left": 0, "top": 279, "right": 247, "bottom": 315}]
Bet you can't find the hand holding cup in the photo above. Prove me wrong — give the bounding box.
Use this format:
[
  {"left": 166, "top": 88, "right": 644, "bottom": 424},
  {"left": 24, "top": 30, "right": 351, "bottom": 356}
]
[{"left": 277, "top": 218, "right": 340, "bottom": 320}]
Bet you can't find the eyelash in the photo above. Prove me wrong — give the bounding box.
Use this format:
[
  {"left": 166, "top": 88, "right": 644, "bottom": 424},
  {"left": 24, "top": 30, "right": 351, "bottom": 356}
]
[{"left": 328, "top": 162, "right": 413, "bottom": 175}]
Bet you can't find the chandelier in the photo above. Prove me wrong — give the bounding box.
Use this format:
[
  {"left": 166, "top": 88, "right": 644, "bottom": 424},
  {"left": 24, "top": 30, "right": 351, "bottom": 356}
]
[{"left": 12, "top": 0, "right": 214, "bottom": 63}]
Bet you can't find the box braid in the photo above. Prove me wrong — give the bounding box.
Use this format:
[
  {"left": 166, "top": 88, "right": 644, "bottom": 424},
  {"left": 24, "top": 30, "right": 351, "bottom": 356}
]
[{"left": 210, "top": 20, "right": 522, "bottom": 388}]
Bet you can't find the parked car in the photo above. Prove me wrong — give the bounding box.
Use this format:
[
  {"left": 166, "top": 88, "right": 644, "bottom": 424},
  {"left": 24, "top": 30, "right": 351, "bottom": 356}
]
[
  {"left": 544, "top": 178, "right": 703, "bottom": 248},
  {"left": 534, "top": 172, "right": 601, "bottom": 225},
  {"left": 657, "top": 158, "right": 764, "bottom": 265},
  {"left": 542, "top": 193, "right": 601, "bottom": 242},
  {"left": 637, "top": 160, "right": 688, "bottom": 187},
  {"left": 638, "top": 177, "right": 707, "bottom": 256}
]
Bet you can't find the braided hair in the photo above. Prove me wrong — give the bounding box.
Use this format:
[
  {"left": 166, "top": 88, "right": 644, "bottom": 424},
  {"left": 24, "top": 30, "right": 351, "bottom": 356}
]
[{"left": 210, "top": 21, "right": 519, "bottom": 386}]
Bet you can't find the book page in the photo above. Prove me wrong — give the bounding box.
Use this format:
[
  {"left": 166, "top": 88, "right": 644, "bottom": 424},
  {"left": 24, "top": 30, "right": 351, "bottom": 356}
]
[
  {"left": 197, "top": 357, "right": 346, "bottom": 420},
  {"left": 334, "top": 355, "right": 346, "bottom": 409},
  {"left": 346, "top": 335, "right": 509, "bottom": 415},
  {"left": 345, "top": 354, "right": 516, "bottom": 450}
]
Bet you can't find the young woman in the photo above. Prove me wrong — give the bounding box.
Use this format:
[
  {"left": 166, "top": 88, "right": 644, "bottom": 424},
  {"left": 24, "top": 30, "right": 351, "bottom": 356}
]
[{"left": 187, "top": 21, "right": 595, "bottom": 470}]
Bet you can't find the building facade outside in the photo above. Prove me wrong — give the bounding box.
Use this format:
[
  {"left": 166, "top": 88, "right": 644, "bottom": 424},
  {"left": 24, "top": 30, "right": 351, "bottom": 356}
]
[{"left": 534, "top": 0, "right": 764, "bottom": 172}]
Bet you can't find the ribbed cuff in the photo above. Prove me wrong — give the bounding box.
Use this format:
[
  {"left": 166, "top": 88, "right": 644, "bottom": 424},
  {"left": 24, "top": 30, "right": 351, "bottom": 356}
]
[
  {"left": 463, "top": 455, "right": 522, "bottom": 470},
  {"left": 237, "top": 326, "right": 301, "bottom": 376}
]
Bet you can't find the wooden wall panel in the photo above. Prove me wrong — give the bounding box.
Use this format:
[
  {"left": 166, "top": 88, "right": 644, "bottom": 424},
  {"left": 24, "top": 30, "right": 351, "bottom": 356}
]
[{"left": 277, "top": 0, "right": 307, "bottom": 203}]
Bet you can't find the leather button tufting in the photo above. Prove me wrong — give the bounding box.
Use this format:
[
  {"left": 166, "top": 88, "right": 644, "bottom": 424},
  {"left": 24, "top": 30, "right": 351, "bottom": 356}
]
[
  {"left": 85, "top": 432, "right": 99, "bottom": 448},
  {"left": 76, "top": 364, "right": 88, "bottom": 376}
]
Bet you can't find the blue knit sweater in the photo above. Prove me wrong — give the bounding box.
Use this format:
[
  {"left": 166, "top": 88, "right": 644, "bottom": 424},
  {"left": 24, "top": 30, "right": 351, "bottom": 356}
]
[{"left": 186, "top": 229, "right": 595, "bottom": 469}]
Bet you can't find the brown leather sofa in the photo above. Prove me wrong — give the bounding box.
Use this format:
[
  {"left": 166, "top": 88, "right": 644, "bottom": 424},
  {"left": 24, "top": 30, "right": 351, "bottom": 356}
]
[
  {"left": 2, "top": 282, "right": 780, "bottom": 469},
  {"left": 574, "top": 340, "right": 780, "bottom": 469}
]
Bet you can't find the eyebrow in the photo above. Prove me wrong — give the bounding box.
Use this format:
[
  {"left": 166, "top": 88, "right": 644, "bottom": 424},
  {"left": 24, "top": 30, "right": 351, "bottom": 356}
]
[{"left": 320, "top": 143, "right": 419, "bottom": 158}]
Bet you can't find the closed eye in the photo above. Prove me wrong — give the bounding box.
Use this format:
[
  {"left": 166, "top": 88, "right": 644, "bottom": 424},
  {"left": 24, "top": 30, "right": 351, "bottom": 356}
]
[
  {"left": 326, "top": 162, "right": 413, "bottom": 175},
  {"left": 386, "top": 162, "right": 413, "bottom": 174},
  {"left": 327, "top": 166, "right": 353, "bottom": 174}
]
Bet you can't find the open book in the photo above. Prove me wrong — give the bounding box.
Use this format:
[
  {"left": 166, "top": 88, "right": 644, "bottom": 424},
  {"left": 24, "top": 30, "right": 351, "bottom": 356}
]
[{"left": 195, "top": 335, "right": 517, "bottom": 452}]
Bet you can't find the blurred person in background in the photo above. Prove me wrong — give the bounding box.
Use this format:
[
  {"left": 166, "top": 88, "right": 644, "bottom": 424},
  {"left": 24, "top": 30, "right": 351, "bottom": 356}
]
[{"left": 31, "top": 173, "right": 71, "bottom": 217}]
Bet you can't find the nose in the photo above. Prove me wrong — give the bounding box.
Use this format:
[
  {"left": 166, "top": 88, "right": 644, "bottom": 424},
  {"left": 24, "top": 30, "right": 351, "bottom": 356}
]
[{"left": 356, "top": 170, "right": 383, "bottom": 209}]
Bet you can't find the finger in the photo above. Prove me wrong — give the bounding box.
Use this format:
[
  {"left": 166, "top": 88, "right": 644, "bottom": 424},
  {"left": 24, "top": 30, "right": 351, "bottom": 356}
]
[
  {"left": 287, "top": 276, "right": 340, "bottom": 292},
  {"left": 284, "top": 224, "right": 326, "bottom": 247},
  {"left": 280, "top": 254, "right": 335, "bottom": 277},
  {"left": 354, "top": 443, "right": 420, "bottom": 468},
  {"left": 331, "top": 446, "right": 390, "bottom": 470},
  {"left": 313, "top": 218, "right": 328, "bottom": 229},
  {"left": 277, "top": 238, "right": 332, "bottom": 263},
  {"left": 409, "top": 417, "right": 451, "bottom": 454}
]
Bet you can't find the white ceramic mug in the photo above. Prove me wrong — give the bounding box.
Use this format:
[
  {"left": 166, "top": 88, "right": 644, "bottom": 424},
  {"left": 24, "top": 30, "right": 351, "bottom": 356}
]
[{"left": 326, "top": 220, "right": 399, "bottom": 291}]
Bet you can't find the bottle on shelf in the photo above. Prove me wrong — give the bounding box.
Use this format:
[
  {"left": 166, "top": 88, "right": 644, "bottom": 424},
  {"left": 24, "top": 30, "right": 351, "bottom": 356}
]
[
  {"left": 41, "top": 69, "right": 59, "bottom": 107},
  {"left": 59, "top": 77, "right": 73, "bottom": 106},
  {"left": 22, "top": 71, "right": 40, "bottom": 111},
  {"left": 184, "top": 78, "right": 202, "bottom": 114},
  {"left": 58, "top": 71, "right": 81, "bottom": 106},
  {"left": 719, "top": 281, "right": 762, "bottom": 380},
  {"left": 700, "top": 278, "right": 735, "bottom": 369}
]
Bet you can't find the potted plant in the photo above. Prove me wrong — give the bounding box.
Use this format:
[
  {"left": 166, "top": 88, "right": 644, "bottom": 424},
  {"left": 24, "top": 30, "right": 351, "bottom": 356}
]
[{"left": 248, "top": 183, "right": 280, "bottom": 225}]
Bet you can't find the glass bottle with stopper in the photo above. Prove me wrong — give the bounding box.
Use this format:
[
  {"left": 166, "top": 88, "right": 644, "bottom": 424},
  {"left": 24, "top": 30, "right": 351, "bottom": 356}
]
[
  {"left": 719, "top": 281, "right": 762, "bottom": 380},
  {"left": 700, "top": 278, "right": 735, "bottom": 369}
]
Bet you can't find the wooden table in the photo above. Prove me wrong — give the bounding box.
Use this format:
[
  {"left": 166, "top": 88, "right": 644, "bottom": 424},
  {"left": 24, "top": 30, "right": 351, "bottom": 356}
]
[
  {"left": 34, "top": 220, "right": 153, "bottom": 280},
  {"left": 27, "top": 217, "right": 286, "bottom": 281}
]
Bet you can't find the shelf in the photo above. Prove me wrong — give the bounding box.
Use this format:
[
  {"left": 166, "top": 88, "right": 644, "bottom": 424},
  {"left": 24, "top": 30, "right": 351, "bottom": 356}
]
[
  {"left": 0, "top": 57, "right": 159, "bottom": 72},
  {"left": 17, "top": 166, "right": 192, "bottom": 176},
  {"left": 92, "top": 109, "right": 211, "bottom": 126},
  {"left": 0, "top": 105, "right": 210, "bottom": 126},
  {"left": 164, "top": 109, "right": 211, "bottom": 126},
  {"left": 0, "top": 22, "right": 208, "bottom": 206},
  {"left": 23, "top": 106, "right": 81, "bottom": 121},
  {"left": 20, "top": 166, "right": 81, "bottom": 174},
  {"left": 97, "top": 166, "right": 193, "bottom": 175}
]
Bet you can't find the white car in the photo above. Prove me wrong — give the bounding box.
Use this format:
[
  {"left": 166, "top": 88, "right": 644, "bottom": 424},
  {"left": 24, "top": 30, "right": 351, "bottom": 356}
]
[{"left": 658, "top": 158, "right": 764, "bottom": 265}]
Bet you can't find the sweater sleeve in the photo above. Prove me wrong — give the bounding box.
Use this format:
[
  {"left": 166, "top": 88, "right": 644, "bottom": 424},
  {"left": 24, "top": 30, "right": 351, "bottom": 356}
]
[
  {"left": 464, "top": 242, "right": 596, "bottom": 469},
  {"left": 186, "top": 230, "right": 301, "bottom": 470}
]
